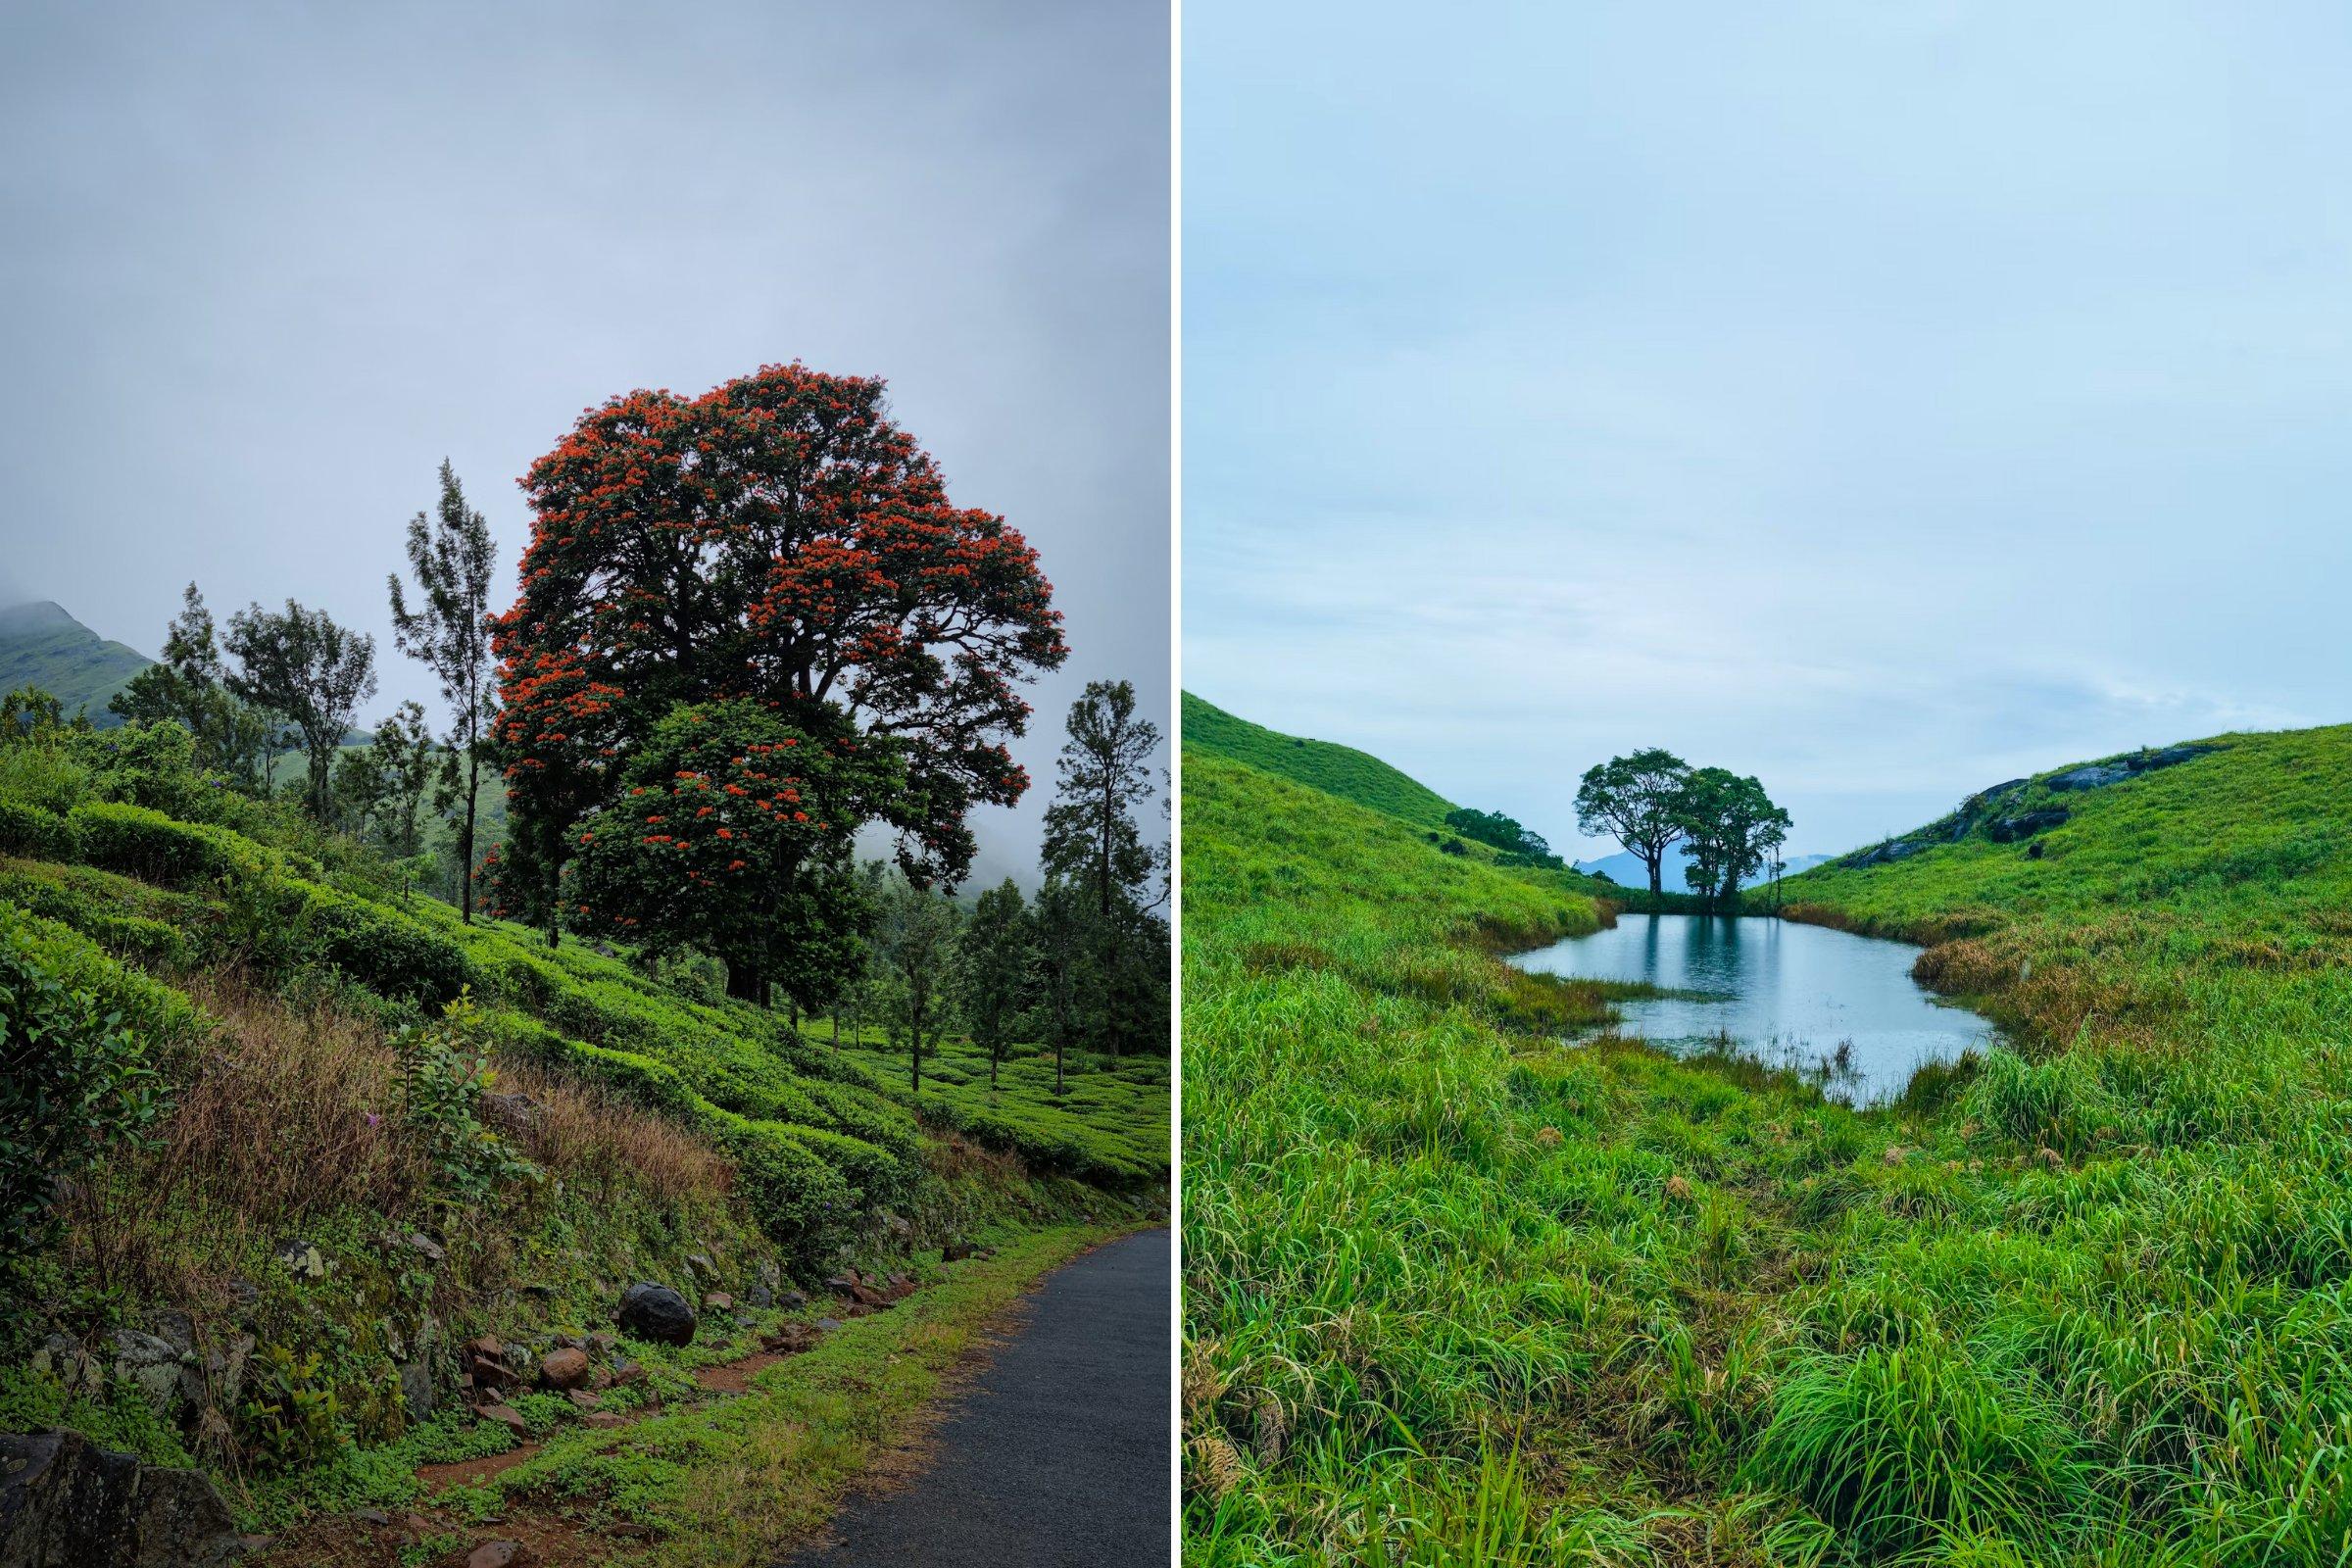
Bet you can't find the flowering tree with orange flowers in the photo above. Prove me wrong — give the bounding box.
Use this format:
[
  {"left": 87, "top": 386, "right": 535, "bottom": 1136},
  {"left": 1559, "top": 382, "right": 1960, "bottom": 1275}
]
[
  {"left": 491, "top": 363, "right": 1066, "bottom": 960},
  {"left": 570, "top": 701, "right": 896, "bottom": 1004}
]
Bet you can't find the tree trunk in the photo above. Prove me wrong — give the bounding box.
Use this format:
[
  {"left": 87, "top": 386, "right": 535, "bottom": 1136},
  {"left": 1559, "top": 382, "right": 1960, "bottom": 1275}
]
[
  {"left": 1646, "top": 851, "right": 1664, "bottom": 897},
  {"left": 459, "top": 741, "right": 479, "bottom": 923},
  {"left": 725, "top": 963, "right": 767, "bottom": 1005}
]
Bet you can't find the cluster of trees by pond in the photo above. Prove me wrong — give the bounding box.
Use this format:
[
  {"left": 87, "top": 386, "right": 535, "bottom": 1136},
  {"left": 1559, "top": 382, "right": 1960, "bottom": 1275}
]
[
  {"left": 1574, "top": 747, "right": 1791, "bottom": 908},
  {"left": 46, "top": 362, "right": 1169, "bottom": 1078}
]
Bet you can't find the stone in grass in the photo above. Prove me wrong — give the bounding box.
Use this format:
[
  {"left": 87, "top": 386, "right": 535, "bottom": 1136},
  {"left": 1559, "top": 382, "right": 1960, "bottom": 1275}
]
[
  {"left": 814, "top": 1317, "right": 844, "bottom": 1333},
  {"left": 538, "top": 1348, "right": 590, "bottom": 1390},
  {"left": 617, "top": 1283, "right": 697, "bottom": 1346},
  {"left": 467, "top": 1541, "right": 525, "bottom": 1568},
  {"left": 109, "top": 1330, "right": 187, "bottom": 1419},
  {"left": 475, "top": 1404, "right": 530, "bottom": 1441},
  {"left": 702, "top": 1292, "right": 734, "bottom": 1313},
  {"left": 273, "top": 1239, "right": 330, "bottom": 1279}
]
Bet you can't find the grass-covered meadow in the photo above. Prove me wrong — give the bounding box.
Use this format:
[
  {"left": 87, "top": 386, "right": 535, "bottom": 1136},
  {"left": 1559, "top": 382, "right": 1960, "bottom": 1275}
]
[{"left": 1180, "top": 713, "right": 2352, "bottom": 1565}]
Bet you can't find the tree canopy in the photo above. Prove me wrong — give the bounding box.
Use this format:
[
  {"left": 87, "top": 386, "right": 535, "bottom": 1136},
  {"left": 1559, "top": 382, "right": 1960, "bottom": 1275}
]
[
  {"left": 222, "top": 598, "right": 376, "bottom": 820},
  {"left": 1575, "top": 748, "right": 1693, "bottom": 896},
  {"left": 492, "top": 363, "right": 1066, "bottom": 941},
  {"left": 569, "top": 699, "right": 897, "bottom": 1005},
  {"left": 1674, "top": 766, "right": 1792, "bottom": 911},
  {"left": 1442, "top": 806, "right": 1560, "bottom": 867}
]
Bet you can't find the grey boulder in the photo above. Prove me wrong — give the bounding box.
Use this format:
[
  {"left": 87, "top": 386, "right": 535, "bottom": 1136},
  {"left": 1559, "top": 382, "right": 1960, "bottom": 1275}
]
[
  {"left": 0, "top": 1430, "right": 243, "bottom": 1568},
  {"left": 617, "top": 1283, "right": 697, "bottom": 1347}
]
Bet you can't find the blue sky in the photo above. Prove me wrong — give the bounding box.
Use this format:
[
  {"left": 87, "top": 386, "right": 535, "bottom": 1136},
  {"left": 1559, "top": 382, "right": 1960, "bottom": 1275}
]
[{"left": 1183, "top": 3, "right": 2352, "bottom": 857}]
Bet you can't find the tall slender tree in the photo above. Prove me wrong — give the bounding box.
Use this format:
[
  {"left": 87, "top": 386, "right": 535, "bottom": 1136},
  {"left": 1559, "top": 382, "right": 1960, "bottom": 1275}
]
[
  {"left": 223, "top": 600, "right": 375, "bottom": 820},
  {"left": 1042, "top": 680, "right": 1162, "bottom": 918},
  {"left": 371, "top": 700, "right": 439, "bottom": 857},
  {"left": 876, "top": 875, "right": 958, "bottom": 1095},
  {"left": 956, "top": 879, "right": 1034, "bottom": 1093},
  {"left": 1030, "top": 876, "right": 1093, "bottom": 1096},
  {"left": 390, "top": 461, "right": 500, "bottom": 921},
  {"left": 1040, "top": 680, "right": 1164, "bottom": 1058}
]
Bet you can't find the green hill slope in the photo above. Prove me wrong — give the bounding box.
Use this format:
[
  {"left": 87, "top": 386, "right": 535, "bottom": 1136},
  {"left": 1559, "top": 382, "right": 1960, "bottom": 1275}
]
[
  {"left": 1183, "top": 720, "right": 2352, "bottom": 1564},
  {"left": 1181, "top": 691, "right": 1457, "bottom": 828},
  {"left": 0, "top": 724, "right": 1162, "bottom": 1545},
  {"left": 0, "top": 601, "right": 151, "bottom": 723},
  {"left": 1784, "top": 726, "right": 2351, "bottom": 945}
]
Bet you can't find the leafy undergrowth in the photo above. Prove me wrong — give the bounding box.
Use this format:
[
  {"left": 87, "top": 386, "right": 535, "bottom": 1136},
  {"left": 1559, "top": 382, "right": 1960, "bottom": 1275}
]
[
  {"left": 1181, "top": 731, "right": 2352, "bottom": 1566},
  {"left": 0, "top": 742, "right": 1166, "bottom": 1544}
]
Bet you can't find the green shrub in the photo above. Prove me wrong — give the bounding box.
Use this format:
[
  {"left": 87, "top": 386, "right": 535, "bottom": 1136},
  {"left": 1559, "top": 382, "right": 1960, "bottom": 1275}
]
[
  {"left": 294, "top": 882, "right": 477, "bottom": 1006},
  {"left": 0, "top": 910, "right": 172, "bottom": 1283},
  {"left": 709, "top": 1112, "right": 855, "bottom": 1266},
  {"left": 79, "top": 720, "right": 213, "bottom": 820},
  {"left": 0, "top": 799, "right": 77, "bottom": 861},
  {"left": 69, "top": 801, "right": 250, "bottom": 887},
  {"left": 0, "top": 745, "right": 92, "bottom": 815},
  {"left": 397, "top": 991, "right": 541, "bottom": 1207},
  {"left": 781, "top": 1123, "right": 907, "bottom": 1208},
  {"left": 2, "top": 906, "right": 209, "bottom": 1054}
]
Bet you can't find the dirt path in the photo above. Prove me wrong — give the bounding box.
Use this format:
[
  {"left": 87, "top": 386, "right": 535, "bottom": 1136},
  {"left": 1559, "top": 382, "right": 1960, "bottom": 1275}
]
[{"left": 779, "top": 1227, "right": 1171, "bottom": 1568}]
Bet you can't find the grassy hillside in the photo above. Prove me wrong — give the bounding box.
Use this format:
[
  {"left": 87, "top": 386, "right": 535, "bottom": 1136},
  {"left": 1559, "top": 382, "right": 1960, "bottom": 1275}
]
[
  {"left": 0, "top": 600, "right": 151, "bottom": 722},
  {"left": 1182, "top": 725, "right": 2352, "bottom": 1564},
  {"left": 1181, "top": 691, "right": 1459, "bottom": 829},
  {"left": 0, "top": 722, "right": 1163, "bottom": 1556}
]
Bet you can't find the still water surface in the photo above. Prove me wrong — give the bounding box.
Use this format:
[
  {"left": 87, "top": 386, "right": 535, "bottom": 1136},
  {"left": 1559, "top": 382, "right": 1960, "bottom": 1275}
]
[{"left": 1509, "top": 913, "right": 1995, "bottom": 1104}]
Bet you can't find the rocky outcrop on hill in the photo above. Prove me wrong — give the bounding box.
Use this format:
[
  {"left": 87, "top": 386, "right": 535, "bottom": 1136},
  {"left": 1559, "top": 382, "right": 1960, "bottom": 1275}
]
[
  {"left": 1840, "top": 746, "right": 2219, "bottom": 868},
  {"left": 1986, "top": 808, "right": 2070, "bottom": 843},
  {"left": 0, "top": 1431, "right": 243, "bottom": 1568},
  {"left": 2046, "top": 744, "right": 2214, "bottom": 793}
]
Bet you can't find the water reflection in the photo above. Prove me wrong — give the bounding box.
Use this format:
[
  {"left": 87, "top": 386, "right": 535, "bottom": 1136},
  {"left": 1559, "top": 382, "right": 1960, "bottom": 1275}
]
[{"left": 1509, "top": 913, "right": 1994, "bottom": 1104}]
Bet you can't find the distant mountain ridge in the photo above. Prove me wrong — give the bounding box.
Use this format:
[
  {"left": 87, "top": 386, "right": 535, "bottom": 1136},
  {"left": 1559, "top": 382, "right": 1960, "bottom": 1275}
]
[
  {"left": 0, "top": 600, "right": 152, "bottom": 723},
  {"left": 1574, "top": 842, "right": 1836, "bottom": 892}
]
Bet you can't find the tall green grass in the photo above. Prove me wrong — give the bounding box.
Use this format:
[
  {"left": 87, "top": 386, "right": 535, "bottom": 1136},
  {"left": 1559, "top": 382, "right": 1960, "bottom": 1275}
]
[{"left": 1182, "top": 726, "right": 2352, "bottom": 1565}]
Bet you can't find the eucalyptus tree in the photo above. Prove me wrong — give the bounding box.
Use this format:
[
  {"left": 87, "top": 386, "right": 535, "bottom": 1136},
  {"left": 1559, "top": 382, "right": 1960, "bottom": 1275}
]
[
  {"left": 956, "top": 878, "right": 1035, "bottom": 1092},
  {"left": 389, "top": 461, "right": 500, "bottom": 920},
  {"left": 876, "top": 875, "right": 960, "bottom": 1096},
  {"left": 223, "top": 600, "right": 375, "bottom": 821}
]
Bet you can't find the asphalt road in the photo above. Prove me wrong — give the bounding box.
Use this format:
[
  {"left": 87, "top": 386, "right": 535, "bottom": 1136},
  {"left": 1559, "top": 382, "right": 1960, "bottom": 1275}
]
[{"left": 782, "top": 1227, "right": 1173, "bottom": 1567}]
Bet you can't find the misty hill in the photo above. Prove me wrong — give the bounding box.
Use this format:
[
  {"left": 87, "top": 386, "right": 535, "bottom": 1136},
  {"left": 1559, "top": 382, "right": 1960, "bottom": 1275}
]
[
  {"left": 0, "top": 601, "right": 150, "bottom": 723},
  {"left": 1575, "top": 842, "right": 1835, "bottom": 892},
  {"left": 1181, "top": 692, "right": 1457, "bottom": 829}
]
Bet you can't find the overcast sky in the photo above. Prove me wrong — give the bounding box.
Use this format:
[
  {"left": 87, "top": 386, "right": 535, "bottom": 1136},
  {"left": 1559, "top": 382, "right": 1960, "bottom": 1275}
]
[
  {"left": 1184, "top": 2, "right": 2352, "bottom": 858},
  {"left": 0, "top": 0, "right": 1168, "bottom": 889}
]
